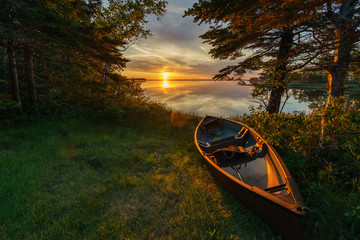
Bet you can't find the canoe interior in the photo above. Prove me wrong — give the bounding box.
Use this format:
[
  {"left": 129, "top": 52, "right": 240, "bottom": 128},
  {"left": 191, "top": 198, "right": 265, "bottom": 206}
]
[{"left": 196, "top": 116, "right": 289, "bottom": 196}]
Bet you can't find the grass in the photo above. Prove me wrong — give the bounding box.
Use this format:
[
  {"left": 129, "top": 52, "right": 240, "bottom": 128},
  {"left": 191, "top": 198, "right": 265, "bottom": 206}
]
[
  {"left": 0, "top": 111, "right": 274, "bottom": 239},
  {"left": 1, "top": 104, "right": 359, "bottom": 240}
]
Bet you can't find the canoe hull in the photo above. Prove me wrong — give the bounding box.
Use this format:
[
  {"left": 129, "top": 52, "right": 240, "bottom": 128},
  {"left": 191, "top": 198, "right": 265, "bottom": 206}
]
[{"left": 203, "top": 157, "right": 303, "bottom": 240}]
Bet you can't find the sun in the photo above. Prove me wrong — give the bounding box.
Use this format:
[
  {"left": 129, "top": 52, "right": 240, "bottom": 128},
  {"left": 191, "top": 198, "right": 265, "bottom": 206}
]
[{"left": 161, "top": 72, "right": 170, "bottom": 79}]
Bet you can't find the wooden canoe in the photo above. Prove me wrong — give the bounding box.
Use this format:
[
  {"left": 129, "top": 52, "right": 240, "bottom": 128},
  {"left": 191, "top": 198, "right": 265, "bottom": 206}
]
[{"left": 194, "top": 116, "right": 308, "bottom": 239}]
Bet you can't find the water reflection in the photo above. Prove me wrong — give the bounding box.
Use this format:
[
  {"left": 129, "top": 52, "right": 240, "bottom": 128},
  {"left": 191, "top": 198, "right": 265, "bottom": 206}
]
[
  {"left": 162, "top": 80, "right": 169, "bottom": 88},
  {"left": 291, "top": 89, "right": 327, "bottom": 110},
  {"left": 141, "top": 80, "right": 312, "bottom": 117}
]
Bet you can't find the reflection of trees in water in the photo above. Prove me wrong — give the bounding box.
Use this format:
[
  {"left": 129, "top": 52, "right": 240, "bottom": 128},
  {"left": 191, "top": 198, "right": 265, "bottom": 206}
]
[
  {"left": 252, "top": 88, "right": 328, "bottom": 112},
  {"left": 290, "top": 89, "right": 360, "bottom": 110},
  {"left": 291, "top": 89, "right": 327, "bottom": 110}
]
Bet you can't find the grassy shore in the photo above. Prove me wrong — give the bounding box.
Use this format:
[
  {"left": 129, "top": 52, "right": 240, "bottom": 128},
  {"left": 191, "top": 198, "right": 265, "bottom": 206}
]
[
  {"left": 0, "top": 110, "right": 274, "bottom": 239},
  {"left": 1, "top": 104, "right": 359, "bottom": 239}
]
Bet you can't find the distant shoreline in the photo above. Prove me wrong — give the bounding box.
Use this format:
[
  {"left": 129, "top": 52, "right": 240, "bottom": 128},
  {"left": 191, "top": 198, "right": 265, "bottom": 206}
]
[
  {"left": 139, "top": 80, "right": 360, "bottom": 93},
  {"left": 142, "top": 79, "right": 213, "bottom": 81}
]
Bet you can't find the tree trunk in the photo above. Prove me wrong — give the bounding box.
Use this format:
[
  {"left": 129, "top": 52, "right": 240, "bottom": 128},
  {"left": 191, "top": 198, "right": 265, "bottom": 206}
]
[
  {"left": 325, "top": 41, "right": 353, "bottom": 106},
  {"left": 325, "top": 0, "right": 358, "bottom": 105},
  {"left": 266, "top": 28, "right": 293, "bottom": 114},
  {"left": 321, "top": 41, "right": 352, "bottom": 144},
  {"left": 321, "top": 0, "right": 357, "bottom": 144},
  {"left": 267, "top": 87, "right": 284, "bottom": 114},
  {"left": 24, "top": 43, "right": 39, "bottom": 113},
  {"left": 7, "top": 38, "right": 22, "bottom": 112},
  {"left": 102, "top": 63, "right": 110, "bottom": 83}
]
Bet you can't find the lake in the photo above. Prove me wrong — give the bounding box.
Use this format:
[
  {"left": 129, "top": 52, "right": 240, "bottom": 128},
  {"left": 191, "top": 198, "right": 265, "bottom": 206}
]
[{"left": 141, "top": 80, "right": 315, "bottom": 117}]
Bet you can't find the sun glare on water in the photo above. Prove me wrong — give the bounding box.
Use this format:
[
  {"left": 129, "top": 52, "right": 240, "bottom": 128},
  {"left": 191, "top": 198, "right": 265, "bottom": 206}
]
[
  {"left": 162, "top": 80, "right": 169, "bottom": 88},
  {"left": 162, "top": 72, "right": 169, "bottom": 88}
]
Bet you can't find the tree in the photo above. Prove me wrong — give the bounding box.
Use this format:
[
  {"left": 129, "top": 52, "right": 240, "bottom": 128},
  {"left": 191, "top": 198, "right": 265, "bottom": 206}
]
[
  {"left": 24, "top": 41, "right": 38, "bottom": 113},
  {"left": 186, "top": 0, "right": 360, "bottom": 113},
  {"left": 263, "top": 0, "right": 360, "bottom": 105},
  {"left": 0, "top": 0, "right": 167, "bottom": 113},
  {"left": 185, "top": 0, "right": 313, "bottom": 113},
  {"left": 6, "top": 38, "right": 22, "bottom": 111},
  {"left": 348, "top": 47, "right": 360, "bottom": 83},
  {"left": 323, "top": 0, "right": 359, "bottom": 103},
  {"left": 1, "top": 0, "right": 23, "bottom": 112}
]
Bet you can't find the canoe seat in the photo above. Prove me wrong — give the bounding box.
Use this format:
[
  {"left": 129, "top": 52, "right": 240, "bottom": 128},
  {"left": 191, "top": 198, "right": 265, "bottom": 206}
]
[
  {"left": 198, "top": 127, "right": 250, "bottom": 153},
  {"left": 212, "top": 138, "right": 268, "bottom": 167}
]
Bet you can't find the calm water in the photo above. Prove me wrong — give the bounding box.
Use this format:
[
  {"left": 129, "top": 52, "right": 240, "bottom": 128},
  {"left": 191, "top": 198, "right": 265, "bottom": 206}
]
[{"left": 141, "top": 80, "right": 312, "bottom": 117}]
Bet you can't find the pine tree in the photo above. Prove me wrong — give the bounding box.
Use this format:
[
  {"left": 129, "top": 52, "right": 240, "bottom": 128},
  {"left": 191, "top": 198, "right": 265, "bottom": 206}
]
[
  {"left": 322, "top": 0, "right": 359, "bottom": 102},
  {"left": 1, "top": 0, "right": 23, "bottom": 112},
  {"left": 186, "top": 0, "right": 307, "bottom": 113},
  {"left": 0, "top": 0, "right": 167, "bottom": 114},
  {"left": 186, "top": 0, "right": 360, "bottom": 113}
]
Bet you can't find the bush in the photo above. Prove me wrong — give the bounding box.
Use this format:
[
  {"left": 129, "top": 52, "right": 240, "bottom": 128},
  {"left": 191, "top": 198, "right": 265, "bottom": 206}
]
[{"left": 236, "top": 96, "right": 360, "bottom": 189}]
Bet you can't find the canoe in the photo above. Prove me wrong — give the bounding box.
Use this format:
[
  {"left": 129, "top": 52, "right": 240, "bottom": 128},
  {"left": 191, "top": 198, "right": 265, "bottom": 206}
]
[{"left": 194, "top": 116, "right": 308, "bottom": 240}]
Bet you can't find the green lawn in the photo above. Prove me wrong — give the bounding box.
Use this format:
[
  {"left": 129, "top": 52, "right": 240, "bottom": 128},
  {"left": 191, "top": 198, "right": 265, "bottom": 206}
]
[{"left": 0, "top": 112, "right": 274, "bottom": 239}]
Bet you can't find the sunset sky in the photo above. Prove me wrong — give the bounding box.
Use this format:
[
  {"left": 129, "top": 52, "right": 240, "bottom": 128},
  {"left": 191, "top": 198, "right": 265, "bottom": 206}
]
[{"left": 123, "top": 0, "right": 258, "bottom": 80}]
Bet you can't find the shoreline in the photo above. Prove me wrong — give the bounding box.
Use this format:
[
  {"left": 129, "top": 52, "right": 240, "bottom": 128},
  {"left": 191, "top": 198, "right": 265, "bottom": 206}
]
[{"left": 139, "top": 79, "right": 360, "bottom": 93}]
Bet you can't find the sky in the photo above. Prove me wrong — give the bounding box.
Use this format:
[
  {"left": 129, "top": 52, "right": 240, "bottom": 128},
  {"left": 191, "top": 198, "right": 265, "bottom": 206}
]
[{"left": 122, "top": 0, "right": 258, "bottom": 80}]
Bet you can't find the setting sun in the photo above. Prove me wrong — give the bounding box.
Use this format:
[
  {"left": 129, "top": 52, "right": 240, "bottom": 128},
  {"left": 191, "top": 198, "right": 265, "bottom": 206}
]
[{"left": 162, "top": 72, "right": 169, "bottom": 79}]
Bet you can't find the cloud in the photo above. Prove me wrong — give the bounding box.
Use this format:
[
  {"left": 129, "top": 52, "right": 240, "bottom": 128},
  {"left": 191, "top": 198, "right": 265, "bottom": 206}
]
[{"left": 123, "top": 0, "right": 255, "bottom": 80}]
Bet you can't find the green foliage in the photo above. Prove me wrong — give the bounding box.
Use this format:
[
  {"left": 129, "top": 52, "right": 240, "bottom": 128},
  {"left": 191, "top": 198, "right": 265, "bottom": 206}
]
[
  {"left": 0, "top": 93, "right": 23, "bottom": 123},
  {"left": 250, "top": 59, "right": 295, "bottom": 110},
  {"left": 321, "top": 96, "right": 360, "bottom": 142},
  {"left": 0, "top": 93, "right": 19, "bottom": 111},
  {"left": 349, "top": 49, "right": 360, "bottom": 83},
  {"left": 238, "top": 98, "right": 360, "bottom": 187},
  {"left": 289, "top": 71, "right": 328, "bottom": 84},
  {"left": 0, "top": 48, "right": 6, "bottom": 83}
]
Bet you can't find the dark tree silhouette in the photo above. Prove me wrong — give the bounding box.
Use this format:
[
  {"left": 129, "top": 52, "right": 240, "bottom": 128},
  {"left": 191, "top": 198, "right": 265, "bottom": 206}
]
[
  {"left": 186, "top": 0, "right": 360, "bottom": 113},
  {"left": 0, "top": 0, "right": 167, "bottom": 113}
]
